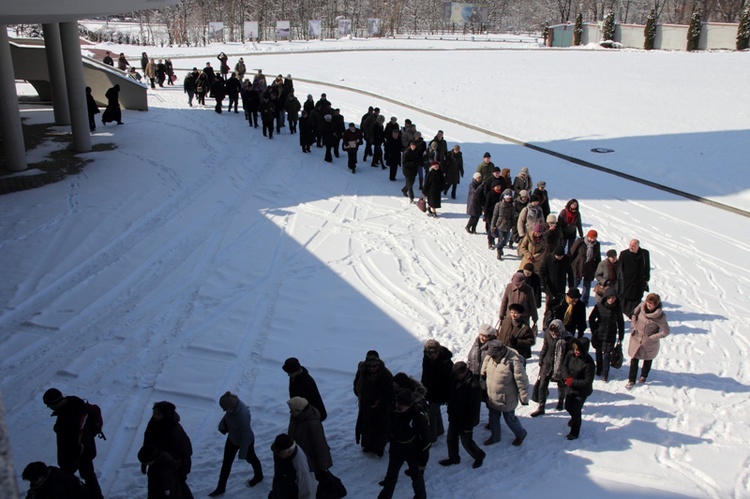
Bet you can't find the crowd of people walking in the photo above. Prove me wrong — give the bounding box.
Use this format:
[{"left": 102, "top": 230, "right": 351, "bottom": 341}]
[{"left": 23, "top": 54, "right": 672, "bottom": 498}]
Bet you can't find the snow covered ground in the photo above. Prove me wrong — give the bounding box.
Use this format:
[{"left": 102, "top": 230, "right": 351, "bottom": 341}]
[{"left": 2, "top": 37, "right": 750, "bottom": 498}]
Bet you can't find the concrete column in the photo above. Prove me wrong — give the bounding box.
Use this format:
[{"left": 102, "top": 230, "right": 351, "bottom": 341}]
[
  {"left": 59, "top": 21, "right": 91, "bottom": 153},
  {"left": 42, "top": 23, "right": 70, "bottom": 125},
  {"left": 0, "top": 26, "right": 27, "bottom": 172}
]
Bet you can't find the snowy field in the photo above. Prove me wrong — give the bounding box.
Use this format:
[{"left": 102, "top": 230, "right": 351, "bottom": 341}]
[{"left": 2, "top": 37, "right": 750, "bottom": 498}]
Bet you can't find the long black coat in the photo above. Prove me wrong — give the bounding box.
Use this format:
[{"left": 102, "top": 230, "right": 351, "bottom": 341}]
[
  {"left": 421, "top": 346, "right": 453, "bottom": 404},
  {"left": 289, "top": 366, "right": 327, "bottom": 422},
  {"left": 422, "top": 168, "right": 443, "bottom": 209},
  {"left": 617, "top": 248, "right": 651, "bottom": 301},
  {"left": 384, "top": 133, "right": 402, "bottom": 168},
  {"left": 102, "top": 85, "right": 121, "bottom": 124},
  {"left": 443, "top": 150, "right": 463, "bottom": 185},
  {"left": 353, "top": 360, "right": 393, "bottom": 452},
  {"left": 532, "top": 187, "right": 551, "bottom": 217},
  {"left": 561, "top": 337, "right": 595, "bottom": 398},
  {"left": 588, "top": 289, "right": 625, "bottom": 352},
  {"left": 298, "top": 116, "right": 314, "bottom": 147},
  {"left": 143, "top": 405, "right": 192, "bottom": 481},
  {"left": 447, "top": 372, "right": 482, "bottom": 431}
]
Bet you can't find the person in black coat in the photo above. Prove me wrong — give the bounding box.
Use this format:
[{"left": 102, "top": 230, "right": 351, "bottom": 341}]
[
  {"left": 137, "top": 445, "right": 183, "bottom": 499},
  {"left": 42, "top": 388, "right": 103, "bottom": 498},
  {"left": 85, "top": 87, "right": 99, "bottom": 132},
  {"left": 539, "top": 247, "right": 575, "bottom": 329},
  {"left": 298, "top": 111, "right": 313, "bottom": 152},
  {"left": 101, "top": 84, "right": 122, "bottom": 125},
  {"left": 561, "top": 337, "right": 595, "bottom": 440},
  {"left": 21, "top": 461, "right": 89, "bottom": 499},
  {"left": 439, "top": 362, "right": 485, "bottom": 468},
  {"left": 246, "top": 88, "right": 260, "bottom": 128},
  {"left": 143, "top": 401, "right": 194, "bottom": 499},
  {"left": 531, "top": 181, "right": 551, "bottom": 217},
  {"left": 377, "top": 388, "right": 430, "bottom": 499},
  {"left": 554, "top": 288, "right": 588, "bottom": 338},
  {"left": 464, "top": 173, "right": 483, "bottom": 234},
  {"left": 384, "top": 128, "right": 402, "bottom": 181},
  {"left": 483, "top": 182, "right": 504, "bottom": 249},
  {"left": 420, "top": 340, "right": 453, "bottom": 443},
  {"left": 210, "top": 78, "right": 225, "bottom": 114},
  {"left": 224, "top": 73, "right": 241, "bottom": 113},
  {"left": 321, "top": 114, "right": 337, "bottom": 163},
  {"left": 521, "top": 263, "right": 542, "bottom": 312},
  {"left": 283, "top": 357, "right": 327, "bottom": 422},
  {"left": 259, "top": 95, "right": 276, "bottom": 138},
  {"left": 422, "top": 162, "right": 443, "bottom": 217},
  {"left": 617, "top": 238, "right": 651, "bottom": 318},
  {"left": 401, "top": 141, "right": 421, "bottom": 202},
  {"left": 331, "top": 109, "right": 345, "bottom": 157},
  {"left": 370, "top": 115, "right": 386, "bottom": 168},
  {"left": 588, "top": 287, "right": 625, "bottom": 381},
  {"left": 354, "top": 351, "right": 394, "bottom": 457}
]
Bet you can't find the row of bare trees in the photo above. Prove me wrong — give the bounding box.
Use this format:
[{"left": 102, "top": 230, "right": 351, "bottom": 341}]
[{"left": 113, "top": 0, "right": 746, "bottom": 46}]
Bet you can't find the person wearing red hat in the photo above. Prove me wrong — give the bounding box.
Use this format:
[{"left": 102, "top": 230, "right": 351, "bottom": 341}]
[{"left": 569, "top": 229, "right": 601, "bottom": 305}]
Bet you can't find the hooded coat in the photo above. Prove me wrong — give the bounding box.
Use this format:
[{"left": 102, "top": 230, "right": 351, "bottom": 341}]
[
  {"left": 288, "top": 404, "right": 332, "bottom": 473},
  {"left": 588, "top": 288, "right": 625, "bottom": 352},
  {"left": 143, "top": 402, "right": 193, "bottom": 481},
  {"left": 481, "top": 341, "right": 529, "bottom": 412},
  {"left": 628, "top": 301, "right": 670, "bottom": 360},
  {"left": 561, "top": 337, "right": 595, "bottom": 398},
  {"left": 490, "top": 191, "right": 516, "bottom": 232}
]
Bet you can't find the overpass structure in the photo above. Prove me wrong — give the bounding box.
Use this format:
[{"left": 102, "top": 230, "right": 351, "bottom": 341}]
[
  {"left": 10, "top": 37, "right": 148, "bottom": 110},
  {"left": 0, "top": 0, "right": 177, "bottom": 173}
]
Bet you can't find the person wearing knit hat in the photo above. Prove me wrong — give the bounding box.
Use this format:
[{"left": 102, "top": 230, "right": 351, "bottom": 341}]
[
  {"left": 287, "top": 397, "right": 334, "bottom": 477},
  {"left": 379, "top": 378, "right": 431, "bottom": 499},
  {"left": 283, "top": 358, "right": 328, "bottom": 422},
  {"left": 480, "top": 339, "right": 529, "bottom": 446},
  {"left": 475, "top": 152, "right": 495, "bottom": 183},
  {"left": 269, "top": 434, "right": 318, "bottom": 498},
  {"left": 569, "top": 229, "right": 601, "bottom": 306},
  {"left": 531, "top": 180, "right": 557, "bottom": 219},
  {"left": 354, "top": 350, "right": 394, "bottom": 457},
  {"left": 143, "top": 401, "right": 194, "bottom": 497},
  {"left": 512, "top": 166, "right": 532, "bottom": 194},
  {"left": 516, "top": 190, "right": 547, "bottom": 242},
  {"left": 438, "top": 360, "right": 486, "bottom": 468},
  {"left": 42, "top": 388, "right": 104, "bottom": 498},
  {"left": 530, "top": 319, "right": 573, "bottom": 418},
  {"left": 208, "top": 392, "right": 263, "bottom": 495}
]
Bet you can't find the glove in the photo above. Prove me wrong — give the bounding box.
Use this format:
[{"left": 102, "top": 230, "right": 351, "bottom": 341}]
[
  {"left": 564, "top": 377, "right": 573, "bottom": 387},
  {"left": 141, "top": 463, "right": 147, "bottom": 475}
]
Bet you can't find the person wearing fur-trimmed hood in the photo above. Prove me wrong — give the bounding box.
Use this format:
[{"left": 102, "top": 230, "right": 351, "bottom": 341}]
[{"left": 561, "top": 337, "right": 595, "bottom": 440}]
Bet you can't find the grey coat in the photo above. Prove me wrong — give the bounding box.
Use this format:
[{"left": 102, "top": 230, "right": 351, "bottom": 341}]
[{"left": 288, "top": 405, "right": 332, "bottom": 473}]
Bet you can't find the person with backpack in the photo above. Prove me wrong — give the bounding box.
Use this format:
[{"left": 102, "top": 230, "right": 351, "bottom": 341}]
[{"left": 42, "top": 388, "right": 104, "bottom": 499}]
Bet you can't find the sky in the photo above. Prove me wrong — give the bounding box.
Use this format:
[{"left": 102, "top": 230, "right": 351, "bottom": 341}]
[{"left": 2, "top": 33, "right": 750, "bottom": 498}]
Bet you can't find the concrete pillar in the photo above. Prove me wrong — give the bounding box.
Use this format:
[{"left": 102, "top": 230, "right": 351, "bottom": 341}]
[
  {"left": 0, "top": 26, "right": 27, "bottom": 172},
  {"left": 42, "top": 23, "right": 70, "bottom": 125},
  {"left": 59, "top": 21, "right": 91, "bottom": 153}
]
